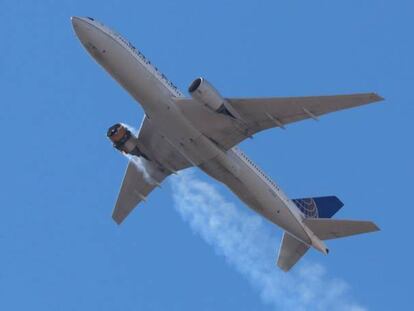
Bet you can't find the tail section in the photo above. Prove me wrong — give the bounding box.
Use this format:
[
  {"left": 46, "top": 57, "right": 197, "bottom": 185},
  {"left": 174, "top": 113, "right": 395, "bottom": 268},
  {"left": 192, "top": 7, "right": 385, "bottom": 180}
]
[
  {"left": 292, "top": 196, "right": 343, "bottom": 218},
  {"left": 303, "top": 218, "right": 380, "bottom": 240},
  {"left": 277, "top": 232, "right": 310, "bottom": 272},
  {"left": 276, "top": 194, "right": 379, "bottom": 272}
]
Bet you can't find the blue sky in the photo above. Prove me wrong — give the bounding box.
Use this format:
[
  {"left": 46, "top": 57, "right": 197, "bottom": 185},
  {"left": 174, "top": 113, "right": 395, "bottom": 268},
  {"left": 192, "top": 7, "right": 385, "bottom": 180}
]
[{"left": 1, "top": 0, "right": 413, "bottom": 310}]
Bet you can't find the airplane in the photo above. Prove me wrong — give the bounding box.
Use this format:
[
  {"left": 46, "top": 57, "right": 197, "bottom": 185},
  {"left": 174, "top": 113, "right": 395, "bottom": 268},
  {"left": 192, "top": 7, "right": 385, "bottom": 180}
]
[{"left": 72, "top": 16, "right": 382, "bottom": 271}]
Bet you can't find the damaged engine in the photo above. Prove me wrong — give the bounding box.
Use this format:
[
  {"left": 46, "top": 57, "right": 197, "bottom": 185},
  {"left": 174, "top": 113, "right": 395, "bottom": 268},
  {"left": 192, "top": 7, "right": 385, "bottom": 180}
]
[{"left": 107, "top": 123, "right": 148, "bottom": 159}]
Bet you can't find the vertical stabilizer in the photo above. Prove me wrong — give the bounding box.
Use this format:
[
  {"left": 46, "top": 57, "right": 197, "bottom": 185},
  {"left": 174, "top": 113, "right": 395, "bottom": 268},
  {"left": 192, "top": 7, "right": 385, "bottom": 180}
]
[{"left": 292, "top": 196, "right": 343, "bottom": 218}]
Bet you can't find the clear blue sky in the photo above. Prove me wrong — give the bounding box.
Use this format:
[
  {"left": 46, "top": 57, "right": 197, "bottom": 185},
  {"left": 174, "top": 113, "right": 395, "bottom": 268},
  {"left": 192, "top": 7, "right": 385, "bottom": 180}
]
[{"left": 1, "top": 1, "right": 412, "bottom": 310}]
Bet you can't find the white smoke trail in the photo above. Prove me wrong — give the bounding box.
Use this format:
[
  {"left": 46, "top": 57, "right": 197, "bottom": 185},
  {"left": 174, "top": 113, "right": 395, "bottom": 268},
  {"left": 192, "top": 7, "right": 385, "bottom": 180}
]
[
  {"left": 119, "top": 123, "right": 157, "bottom": 185},
  {"left": 171, "top": 171, "right": 367, "bottom": 311},
  {"left": 124, "top": 153, "right": 156, "bottom": 184}
]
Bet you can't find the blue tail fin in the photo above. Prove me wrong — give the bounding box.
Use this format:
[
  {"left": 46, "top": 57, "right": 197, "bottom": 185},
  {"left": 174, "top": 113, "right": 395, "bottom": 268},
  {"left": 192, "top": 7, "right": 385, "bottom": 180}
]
[{"left": 292, "top": 196, "right": 343, "bottom": 218}]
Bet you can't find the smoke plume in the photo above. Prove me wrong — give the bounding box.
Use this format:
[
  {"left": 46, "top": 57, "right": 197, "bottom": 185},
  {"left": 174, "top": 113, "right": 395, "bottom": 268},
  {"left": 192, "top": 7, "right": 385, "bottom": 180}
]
[
  {"left": 119, "top": 123, "right": 157, "bottom": 185},
  {"left": 171, "top": 171, "right": 367, "bottom": 311},
  {"left": 124, "top": 154, "right": 154, "bottom": 183}
]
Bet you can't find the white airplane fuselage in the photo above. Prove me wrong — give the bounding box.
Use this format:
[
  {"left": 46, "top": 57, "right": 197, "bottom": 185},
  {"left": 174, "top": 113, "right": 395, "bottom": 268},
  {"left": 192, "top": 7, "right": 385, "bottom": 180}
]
[{"left": 72, "top": 17, "right": 328, "bottom": 254}]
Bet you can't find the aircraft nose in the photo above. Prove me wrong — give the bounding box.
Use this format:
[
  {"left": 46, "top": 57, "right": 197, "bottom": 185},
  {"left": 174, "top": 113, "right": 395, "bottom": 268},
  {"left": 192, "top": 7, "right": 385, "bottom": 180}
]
[
  {"left": 71, "top": 16, "right": 81, "bottom": 27},
  {"left": 71, "top": 16, "right": 90, "bottom": 36},
  {"left": 71, "top": 16, "right": 109, "bottom": 61},
  {"left": 71, "top": 16, "right": 99, "bottom": 49}
]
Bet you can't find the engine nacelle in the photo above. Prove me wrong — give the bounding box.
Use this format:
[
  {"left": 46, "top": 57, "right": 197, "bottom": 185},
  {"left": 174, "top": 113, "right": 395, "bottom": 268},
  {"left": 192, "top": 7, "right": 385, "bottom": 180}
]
[
  {"left": 188, "top": 77, "right": 226, "bottom": 111},
  {"left": 107, "top": 123, "right": 147, "bottom": 158}
]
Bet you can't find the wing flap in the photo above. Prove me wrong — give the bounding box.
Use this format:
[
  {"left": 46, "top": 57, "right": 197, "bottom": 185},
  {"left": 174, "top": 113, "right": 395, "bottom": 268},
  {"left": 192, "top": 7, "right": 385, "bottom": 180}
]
[{"left": 277, "top": 232, "right": 310, "bottom": 272}]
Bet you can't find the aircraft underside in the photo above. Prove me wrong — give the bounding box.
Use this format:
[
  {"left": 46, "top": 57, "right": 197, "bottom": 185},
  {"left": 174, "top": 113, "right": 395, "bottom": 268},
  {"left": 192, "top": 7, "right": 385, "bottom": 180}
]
[{"left": 72, "top": 16, "right": 381, "bottom": 271}]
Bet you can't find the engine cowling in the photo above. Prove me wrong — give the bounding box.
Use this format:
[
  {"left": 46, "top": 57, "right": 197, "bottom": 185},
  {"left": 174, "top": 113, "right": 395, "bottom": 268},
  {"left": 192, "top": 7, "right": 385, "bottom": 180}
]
[
  {"left": 188, "top": 77, "right": 226, "bottom": 111},
  {"left": 107, "top": 123, "right": 147, "bottom": 158}
]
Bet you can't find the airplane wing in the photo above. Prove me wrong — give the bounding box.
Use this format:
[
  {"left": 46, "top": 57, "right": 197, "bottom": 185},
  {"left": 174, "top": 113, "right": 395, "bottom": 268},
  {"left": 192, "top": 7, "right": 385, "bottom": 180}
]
[
  {"left": 136, "top": 117, "right": 192, "bottom": 172},
  {"left": 113, "top": 160, "right": 168, "bottom": 224},
  {"left": 112, "top": 117, "right": 192, "bottom": 224},
  {"left": 175, "top": 93, "right": 383, "bottom": 150},
  {"left": 277, "top": 232, "right": 310, "bottom": 272}
]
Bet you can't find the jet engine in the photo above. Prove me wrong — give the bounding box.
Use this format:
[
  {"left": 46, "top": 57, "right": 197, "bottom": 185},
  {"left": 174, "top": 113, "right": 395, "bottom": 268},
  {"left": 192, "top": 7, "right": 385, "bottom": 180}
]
[
  {"left": 188, "top": 77, "right": 228, "bottom": 111},
  {"left": 107, "top": 123, "right": 147, "bottom": 158}
]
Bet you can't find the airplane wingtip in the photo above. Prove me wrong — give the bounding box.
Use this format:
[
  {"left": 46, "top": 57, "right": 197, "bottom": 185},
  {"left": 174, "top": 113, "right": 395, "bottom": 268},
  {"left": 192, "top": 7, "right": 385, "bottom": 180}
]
[
  {"left": 371, "top": 93, "right": 385, "bottom": 102},
  {"left": 112, "top": 214, "right": 124, "bottom": 225}
]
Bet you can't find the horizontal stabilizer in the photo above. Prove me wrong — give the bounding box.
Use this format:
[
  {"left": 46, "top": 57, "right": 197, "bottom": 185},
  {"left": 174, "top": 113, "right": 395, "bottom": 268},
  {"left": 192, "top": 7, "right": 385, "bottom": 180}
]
[
  {"left": 292, "top": 196, "right": 343, "bottom": 218},
  {"left": 303, "top": 218, "right": 380, "bottom": 240},
  {"left": 277, "top": 232, "right": 310, "bottom": 272}
]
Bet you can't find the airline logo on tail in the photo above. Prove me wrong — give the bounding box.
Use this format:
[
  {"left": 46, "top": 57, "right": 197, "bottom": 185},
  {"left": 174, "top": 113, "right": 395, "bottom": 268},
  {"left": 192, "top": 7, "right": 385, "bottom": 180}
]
[{"left": 292, "top": 196, "right": 344, "bottom": 218}]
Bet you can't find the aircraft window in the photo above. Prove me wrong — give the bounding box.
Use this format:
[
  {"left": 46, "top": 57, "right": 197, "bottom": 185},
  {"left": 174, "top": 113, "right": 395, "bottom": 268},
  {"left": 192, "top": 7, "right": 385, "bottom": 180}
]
[{"left": 87, "top": 17, "right": 95, "bottom": 21}]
